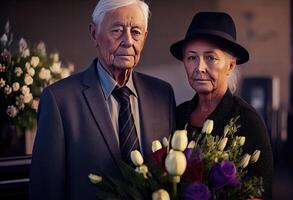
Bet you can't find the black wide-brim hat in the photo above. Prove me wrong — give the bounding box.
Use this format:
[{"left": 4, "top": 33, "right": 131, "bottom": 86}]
[{"left": 170, "top": 12, "right": 249, "bottom": 64}]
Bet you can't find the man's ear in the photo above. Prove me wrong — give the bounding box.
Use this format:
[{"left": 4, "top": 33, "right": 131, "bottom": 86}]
[{"left": 89, "top": 23, "right": 98, "bottom": 47}]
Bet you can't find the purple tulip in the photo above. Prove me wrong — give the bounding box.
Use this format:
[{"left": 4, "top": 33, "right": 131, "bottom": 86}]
[
  {"left": 209, "top": 160, "right": 240, "bottom": 189},
  {"left": 182, "top": 182, "right": 211, "bottom": 200}
]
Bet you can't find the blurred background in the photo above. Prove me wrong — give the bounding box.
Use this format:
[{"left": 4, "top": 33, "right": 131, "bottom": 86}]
[{"left": 0, "top": 0, "right": 292, "bottom": 199}]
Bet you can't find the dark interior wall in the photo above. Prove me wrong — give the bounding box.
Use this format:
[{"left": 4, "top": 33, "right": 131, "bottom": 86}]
[{"left": 0, "top": 0, "right": 217, "bottom": 72}]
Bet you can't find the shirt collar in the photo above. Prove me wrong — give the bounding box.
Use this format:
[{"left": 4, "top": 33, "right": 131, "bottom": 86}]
[{"left": 96, "top": 61, "right": 138, "bottom": 100}]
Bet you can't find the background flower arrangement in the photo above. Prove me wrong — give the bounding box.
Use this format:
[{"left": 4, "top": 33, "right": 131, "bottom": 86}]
[
  {"left": 0, "top": 21, "right": 74, "bottom": 133},
  {"left": 89, "top": 116, "right": 263, "bottom": 200}
]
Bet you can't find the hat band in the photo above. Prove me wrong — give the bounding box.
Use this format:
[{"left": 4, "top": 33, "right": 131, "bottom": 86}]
[{"left": 185, "top": 29, "right": 236, "bottom": 42}]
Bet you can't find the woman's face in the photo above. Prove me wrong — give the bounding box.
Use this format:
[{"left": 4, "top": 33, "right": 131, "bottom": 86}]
[{"left": 183, "top": 39, "right": 236, "bottom": 95}]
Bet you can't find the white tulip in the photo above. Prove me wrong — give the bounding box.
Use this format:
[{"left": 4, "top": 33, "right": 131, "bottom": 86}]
[
  {"left": 202, "top": 119, "right": 213, "bottom": 134},
  {"left": 223, "top": 125, "right": 229, "bottom": 137},
  {"left": 239, "top": 136, "right": 246, "bottom": 146},
  {"left": 162, "top": 137, "right": 169, "bottom": 147},
  {"left": 218, "top": 137, "right": 228, "bottom": 151},
  {"left": 135, "top": 164, "right": 148, "bottom": 178},
  {"left": 250, "top": 150, "right": 261, "bottom": 163},
  {"left": 88, "top": 174, "right": 102, "bottom": 184},
  {"left": 240, "top": 154, "right": 251, "bottom": 168},
  {"left": 152, "top": 189, "right": 170, "bottom": 200},
  {"left": 171, "top": 130, "right": 188, "bottom": 151},
  {"left": 130, "top": 150, "right": 144, "bottom": 166},
  {"left": 152, "top": 140, "right": 162, "bottom": 152},
  {"left": 165, "top": 150, "right": 187, "bottom": 178}
]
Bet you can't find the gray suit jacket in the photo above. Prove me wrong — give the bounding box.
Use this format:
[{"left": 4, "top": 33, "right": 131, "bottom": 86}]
[{"left": 29, "top": 59, "right": 176, "bottom": 200}]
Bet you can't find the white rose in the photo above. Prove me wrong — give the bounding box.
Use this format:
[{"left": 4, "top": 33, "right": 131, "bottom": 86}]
[
  {"left": 22, "top": 48, "right": 30, "bottom": 58},
  {"left": 16, "top": 95, "right": 25, "bottom": 110},
  {"left": 50, "top": 62, "right": 61, "bottom": 74},
  {"left": 23, "top": 92, "right": 33, "bottom": 103},
  {"left": 12, "top": 82, "right": 20, "bottom": 91},
  {"left": 4, "top": 85, "right": 12, "bottom": 95},
  {"left": 25, "top": 62, "right": 31, "bottom": 70},
  {"left": 6, "top": 105, "right": 18, "bottom": 118},
  {"left": 88, "top": 174, "right": 102, "bottom": 184},
  {"left": 51, "top": 53, "right": 59, "bottom": 62},
  {"left": 21, "top": 85, "right": 30, "bottom": 95},
  {"left": 152, "top": 189, "right": 170, "bottom": 200},
  {"left": 202, "top": 119, "right": 214, "bottom": 134},
  {"left": 31, "top": 99, "right": 39, "bottom": 111},
  {"left": 60, "top": 68, "right": 70, "bottom": 79},
  {"left": 19, "top": 38, "right": 28, "bottom": 53},
  {"left": 30, "top": 56, "right": 40, "bottom": 68},
  {"left": 171, "top": 130, "right": 188, "bottom": 151},
  {"left": 130, "top": 150, "right": 144, "bottom": 166},
  {"left": 24, "top": 74, "right": 33, "bottom": 85},
  {"left": 15, "top": 67, "right": 23, "bottom": 77},
  {"left": 39, "top": 68, "right": 51, "bottom": 80},
  {"left": 152, "top": 140, "right": 162, "bottom": 152},
  {"left": 0, "top": 78, "right": 5, "bottom": 88},
  {"left": 1, "top": 33, "right": 8, "bottom": 46},
  {"left": 67, "top": 63, "right": 75, "bottom": 72},
  {"left": 37, "top": 42, "right": 47, "bottom": 56},
  {"left": 28, "top": 67, "right": 35, "bottom": 77}
]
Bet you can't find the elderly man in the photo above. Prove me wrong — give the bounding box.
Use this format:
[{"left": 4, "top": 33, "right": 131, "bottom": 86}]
[{"left": 29, "top": 0, "right": 175, "bottom": 200}]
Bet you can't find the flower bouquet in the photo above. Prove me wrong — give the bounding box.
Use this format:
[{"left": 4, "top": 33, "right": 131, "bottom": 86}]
[
  {"left": 89, "top": 116, "right": 263, "bottom": 200},
  {"left": 0, "top": 21, "right": 74, "bottom": 132}
]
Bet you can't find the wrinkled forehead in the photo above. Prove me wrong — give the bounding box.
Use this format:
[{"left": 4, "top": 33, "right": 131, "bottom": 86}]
[{"left": 102, "top": 4, "right": 147, "bottom": 29}]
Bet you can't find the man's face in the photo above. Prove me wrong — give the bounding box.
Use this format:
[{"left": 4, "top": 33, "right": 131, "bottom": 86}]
[
  {"left": 91, "top": 4, "right": 148, "bottom": 71},
  {"left": 183, "top": 39, "right": 235, "bottom": 94}
]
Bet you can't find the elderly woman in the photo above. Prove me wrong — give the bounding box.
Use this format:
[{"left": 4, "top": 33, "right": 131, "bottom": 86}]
[{"left": 170, "top": 12, "right": 273, "bottom": 199}]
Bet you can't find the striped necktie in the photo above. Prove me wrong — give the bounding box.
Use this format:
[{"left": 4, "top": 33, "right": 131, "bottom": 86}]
[{"left": 112, "top": 86, "right": 140, "bottom": 164}]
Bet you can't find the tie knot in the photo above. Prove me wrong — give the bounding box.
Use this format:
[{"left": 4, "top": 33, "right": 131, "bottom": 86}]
[{"left": 112, "top": 86, "right": 130, "bottom": 103}]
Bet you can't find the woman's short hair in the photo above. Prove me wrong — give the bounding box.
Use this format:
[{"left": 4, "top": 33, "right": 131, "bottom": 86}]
[{"left": 92, "top": 0, "right": 150, "bottom": 31}]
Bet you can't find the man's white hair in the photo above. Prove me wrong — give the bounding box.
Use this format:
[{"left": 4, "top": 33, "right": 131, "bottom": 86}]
[{"left": 92, "top": 0, "right": 150, "bottom": 31}]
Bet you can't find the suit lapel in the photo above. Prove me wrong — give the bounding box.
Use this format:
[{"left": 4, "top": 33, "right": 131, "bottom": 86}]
[
  {"left": 133, "top": 73, "right": 155, "bottom": 156},
  {"left": 81, "top": 60, "right": 121, "bottom": 164}
]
